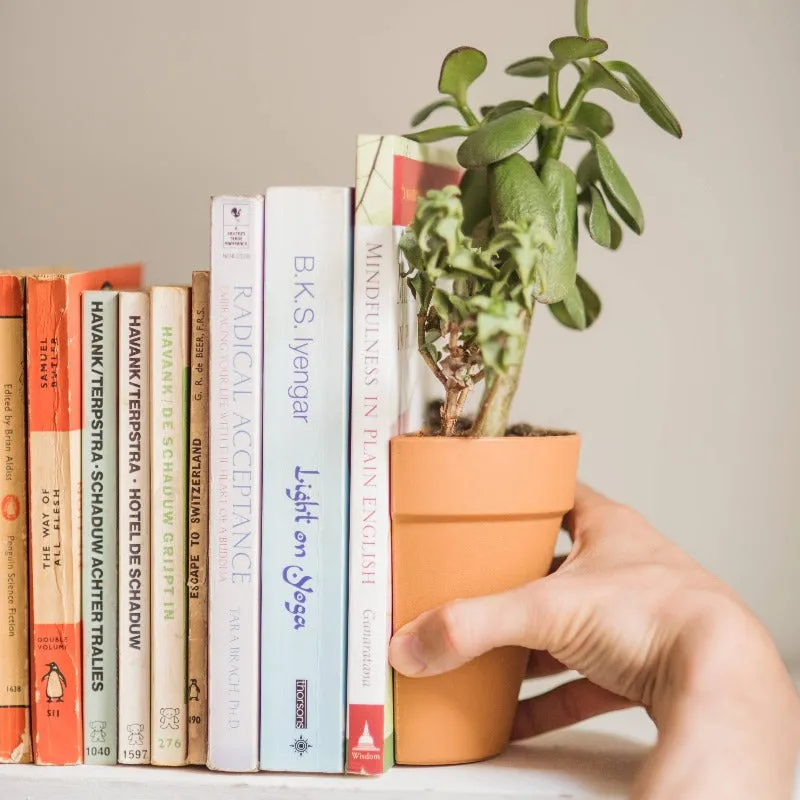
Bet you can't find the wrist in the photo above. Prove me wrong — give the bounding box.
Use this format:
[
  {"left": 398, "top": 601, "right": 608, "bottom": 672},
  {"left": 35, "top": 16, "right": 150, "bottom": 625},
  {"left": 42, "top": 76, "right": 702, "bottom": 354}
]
[{"left": 644, "top": 592, "right": 800, "bottom": 799}]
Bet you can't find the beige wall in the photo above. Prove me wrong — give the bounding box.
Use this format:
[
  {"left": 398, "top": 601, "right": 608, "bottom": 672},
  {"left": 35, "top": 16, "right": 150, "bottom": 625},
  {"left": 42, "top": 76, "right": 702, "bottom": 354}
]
[{"left": 2, "top": 0, "right": 799, "bottom": 661}]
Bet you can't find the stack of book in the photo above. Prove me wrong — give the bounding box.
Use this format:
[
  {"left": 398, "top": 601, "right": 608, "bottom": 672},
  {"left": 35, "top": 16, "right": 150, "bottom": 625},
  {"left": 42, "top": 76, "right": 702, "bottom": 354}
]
[{"left": 0, "top": 134, "right": 462, "bottom": 775}]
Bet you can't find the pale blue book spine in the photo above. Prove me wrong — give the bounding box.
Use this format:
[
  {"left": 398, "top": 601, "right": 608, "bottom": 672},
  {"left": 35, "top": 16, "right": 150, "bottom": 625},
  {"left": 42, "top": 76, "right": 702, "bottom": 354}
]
[
  {"left": 81, "top": 290, "right": 118, "bottom": 764},
  {"left": 260, "top": 186, "right": 353, "bottom": 773}
]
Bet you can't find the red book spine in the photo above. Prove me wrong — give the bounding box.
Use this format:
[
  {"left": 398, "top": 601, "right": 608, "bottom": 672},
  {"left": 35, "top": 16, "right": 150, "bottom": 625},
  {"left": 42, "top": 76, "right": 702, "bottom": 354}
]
[{"left": 0, "top": 274, "right": 32, "bottom": 763}]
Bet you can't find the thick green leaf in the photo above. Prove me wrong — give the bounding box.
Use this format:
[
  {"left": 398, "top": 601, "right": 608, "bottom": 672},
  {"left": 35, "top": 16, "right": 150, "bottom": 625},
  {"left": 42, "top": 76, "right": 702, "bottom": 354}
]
[
  {"left": 483, "top": 100, "right": 534, "bottom": 121},
  {"left": 411, "top": 98, "right": 456, "bottom": 127},
  {"left": 590, "top": 132, "right": 644, "bottom": 234},
  {"left": 459, "top": 167, "right": 491, "bottom": 236},
  {"left": 575, "top": 0, "right": 590, "bottom": 37},
  {"left": 605, "top": 60, "right": 683, "bottom": 138},
  {"left": 586, "top": 61, "right": 640, "bottom": 103},
  {"left": 550, "top": 283, "right": 585, "bottom": 329},
  {"left": 549, "top": 274, "right": 601, "bottom": 330},
  {"left": 457, "top": 108, "right": 543, "bottom": 168},
  {"left": 487, "top": 153, "right": 556, "bottom": 236},
  {"left": 438, "top": 46, "right": 487, "bottom": 106},
  {"left": 586, "top": 186, "right": 612, "bottom": 247},
  {"left": 505, "top": 56, "right": 552, "bottom": 77},
  {"left": 568, "top": 102, "right": 614, "bottom": 138},
  {"left": 576, "top": 150, "right": 600, "bottom": 189},
  {"left": 537, "top": 159, "right": 578, "bottom": 304},
  {"left": 550, "top": 36, "right": 608, "bottom": 61},
  {"left": 470, "top": 215, "right": 494, "bottom": 248},
  {"left": 609, "top": 214, "right": 623, "bottom": 249},
  {"left": 577, "top": 274, "right": 602, "bottom": 327},
  {"left": 406, "top": 125, "right": 473, "bottom": 143}
]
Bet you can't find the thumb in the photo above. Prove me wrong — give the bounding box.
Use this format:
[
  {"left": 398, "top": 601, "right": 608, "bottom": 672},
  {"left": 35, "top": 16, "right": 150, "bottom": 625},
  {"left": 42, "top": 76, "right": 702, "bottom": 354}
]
[{"left": 388, "top": 576, "right": 569, "bottom": 678}]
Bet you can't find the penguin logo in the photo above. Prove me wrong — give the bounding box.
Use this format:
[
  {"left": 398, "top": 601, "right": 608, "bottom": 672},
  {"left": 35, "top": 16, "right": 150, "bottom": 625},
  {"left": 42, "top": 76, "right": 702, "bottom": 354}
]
[
  {"left": 188, "top": 678, "right": 200, "bottom": 702},
  {"left": 42, "top": 662, "right": 67, "bottom": 703}
]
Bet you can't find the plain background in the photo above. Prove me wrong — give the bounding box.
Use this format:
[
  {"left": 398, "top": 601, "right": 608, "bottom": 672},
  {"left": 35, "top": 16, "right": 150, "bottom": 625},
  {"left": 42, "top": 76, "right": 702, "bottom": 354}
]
[{"left": 2, "top": 0, "right": 798, "bottom": 665}]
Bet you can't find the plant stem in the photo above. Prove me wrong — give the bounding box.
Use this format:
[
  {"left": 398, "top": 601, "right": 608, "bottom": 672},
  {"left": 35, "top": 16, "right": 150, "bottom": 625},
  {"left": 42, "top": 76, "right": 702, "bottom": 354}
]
[
  {"left": 470, "top": 309, "right": 534, "bottom": 437},
  {"left": 539, "top": 79, "right": 589, "bottom": 163},
  {"left": 417, "top": 311, "right": 446, "bottom": 387},
  {"left": 547, "top": 68, "right": 561, "bottom": 119},
  {"left": 441, "top": 386, "right": 469, "bottom": 436},
  {"left": 458, "top": 104, "right": 480, "bottom": 127},
  {"left": 562, "top": 81, "right": 589, "bottom": 124}
]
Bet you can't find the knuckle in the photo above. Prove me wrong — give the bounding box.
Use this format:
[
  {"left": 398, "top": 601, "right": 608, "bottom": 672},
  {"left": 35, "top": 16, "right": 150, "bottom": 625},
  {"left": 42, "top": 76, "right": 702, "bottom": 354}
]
[{"left": 438, "top": 599, "right": 473, "bottom": 659}]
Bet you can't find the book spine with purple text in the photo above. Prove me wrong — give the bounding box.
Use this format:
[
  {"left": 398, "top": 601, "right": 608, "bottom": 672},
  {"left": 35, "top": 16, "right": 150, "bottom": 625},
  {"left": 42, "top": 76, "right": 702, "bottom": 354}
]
[{"left": 259, "top": 186, "right": 353, "bottom": 773}]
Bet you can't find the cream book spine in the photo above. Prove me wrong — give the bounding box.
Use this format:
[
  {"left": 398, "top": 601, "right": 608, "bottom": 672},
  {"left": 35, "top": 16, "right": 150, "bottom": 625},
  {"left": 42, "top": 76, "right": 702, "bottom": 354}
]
[
  {"left": 117, "top": 290, "right": 151, "bottom": 765},
  {"left": 149, "top": 285, "right": 190, "bottom": 767}
]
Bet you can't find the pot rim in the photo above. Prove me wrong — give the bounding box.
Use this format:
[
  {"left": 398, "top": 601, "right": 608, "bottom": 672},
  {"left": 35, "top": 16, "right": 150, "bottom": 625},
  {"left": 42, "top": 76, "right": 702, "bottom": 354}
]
[{"left": 392, "top": 429, "right": 580, "bottom": 443}]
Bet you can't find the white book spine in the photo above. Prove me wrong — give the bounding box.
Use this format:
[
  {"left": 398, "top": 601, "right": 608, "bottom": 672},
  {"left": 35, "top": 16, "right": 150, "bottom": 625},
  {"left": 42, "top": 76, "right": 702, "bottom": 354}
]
[
  {"left": 208, "top": 195, "right": 265, "bottom": 771},
  {"left": 259, "top": 186, "right": 353, "bottom": 773},
  {"left": 345, "top": 221, "right": 404, "bottom": 772},
  {"left": 117, "top": 291, "right": 151, "bottom": 765},
  {"left": 149, "top": 286, "right": 190, "bottom": 767}
]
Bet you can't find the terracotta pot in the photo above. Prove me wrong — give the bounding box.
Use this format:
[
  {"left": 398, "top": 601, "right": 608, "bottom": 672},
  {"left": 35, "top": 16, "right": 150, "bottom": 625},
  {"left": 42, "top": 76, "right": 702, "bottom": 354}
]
[{"left": 390, "top": 432, "right": 581, "bottom": 766}]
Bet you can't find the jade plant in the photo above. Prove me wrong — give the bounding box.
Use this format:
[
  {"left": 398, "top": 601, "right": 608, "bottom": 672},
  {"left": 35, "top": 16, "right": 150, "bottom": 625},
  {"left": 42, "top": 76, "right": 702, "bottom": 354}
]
[{"left": 399, "top": 0, "right": 682, "bottom": 437}]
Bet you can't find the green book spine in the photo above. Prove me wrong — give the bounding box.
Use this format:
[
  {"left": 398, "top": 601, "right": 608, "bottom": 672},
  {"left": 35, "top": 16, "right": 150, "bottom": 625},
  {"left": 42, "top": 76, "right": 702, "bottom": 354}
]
[{"left": 81, "top": 290, "right": 119, "bottom": 764}]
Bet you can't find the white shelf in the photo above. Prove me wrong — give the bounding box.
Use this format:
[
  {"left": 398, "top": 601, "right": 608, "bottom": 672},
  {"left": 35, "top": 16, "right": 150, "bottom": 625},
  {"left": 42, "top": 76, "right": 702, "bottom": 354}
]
[
  {"left": 0, "top": 674, "right": 659, "bottom": 799},
  {"left": 5, "top": 666, "right": 796, "bottom": 798},
  {"left": 0, "top": 707, "right": 656, "bottom": 799}
]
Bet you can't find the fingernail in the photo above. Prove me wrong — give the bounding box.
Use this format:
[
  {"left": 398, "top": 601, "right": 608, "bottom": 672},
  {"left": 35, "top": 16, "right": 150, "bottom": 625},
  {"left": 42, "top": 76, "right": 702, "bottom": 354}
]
[{"left": 389, "top": 632, "right": 427, "bottom": 676}]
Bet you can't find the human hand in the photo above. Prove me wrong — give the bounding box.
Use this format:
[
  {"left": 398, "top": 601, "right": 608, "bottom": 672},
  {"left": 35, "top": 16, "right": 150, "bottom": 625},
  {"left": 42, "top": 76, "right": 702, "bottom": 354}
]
[{"left": 389, "top": 482, "right": 800, "bottom": 799}]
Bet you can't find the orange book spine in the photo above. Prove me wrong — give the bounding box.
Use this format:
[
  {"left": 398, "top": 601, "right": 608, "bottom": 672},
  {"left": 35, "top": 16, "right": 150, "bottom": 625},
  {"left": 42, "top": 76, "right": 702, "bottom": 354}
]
[
  {"left": 26, "top": 264, "right": 142, "bottom": 765},
  {"left": 0, "top": 275, "right": 32, "bottom": 763}
]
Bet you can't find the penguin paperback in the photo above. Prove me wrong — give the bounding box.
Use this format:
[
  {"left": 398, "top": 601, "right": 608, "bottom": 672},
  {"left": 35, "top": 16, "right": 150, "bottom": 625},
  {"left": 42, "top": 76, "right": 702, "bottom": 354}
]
[
  {"left": 149, "top": 285, "right": 190, "bottom": 767},
  {"left": 117, "top": 290, "right": 151, "bottom": 764},
  {"left": 208, "top": 195, "right": 265, "bottom": 771},
  {"left": 25, "top": 263, "right": 142, "bottom": 766},
  {"left": 187, "top": 270, "right": 210, "bottom": 765},
  {"left": 81, "top": 289, "right": 119, "bottom": 764},
  {"left": 0, "top": 273, "right": 32, "bottom": 763}
]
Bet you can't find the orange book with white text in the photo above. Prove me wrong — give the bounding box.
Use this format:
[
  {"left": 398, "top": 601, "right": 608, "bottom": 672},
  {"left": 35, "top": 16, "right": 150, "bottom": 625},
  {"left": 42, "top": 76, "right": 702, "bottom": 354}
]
[
  {"left": 25, "top": 263, "right": 142, "bottom": 765},
  {"left": 0, "top": 274, "right": 32, "bottom": 763}
]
